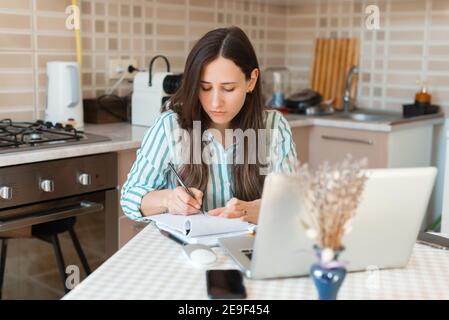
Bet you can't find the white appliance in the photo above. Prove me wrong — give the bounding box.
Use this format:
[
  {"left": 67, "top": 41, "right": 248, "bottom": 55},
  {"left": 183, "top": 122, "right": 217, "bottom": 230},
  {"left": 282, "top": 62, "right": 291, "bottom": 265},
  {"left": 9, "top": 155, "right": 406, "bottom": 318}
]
[
  {"left": 132, "top": 55, "right": 182, "bottom": 127},
  {"left": 45, "top": 61, "right": 84, "bottom": 129}
]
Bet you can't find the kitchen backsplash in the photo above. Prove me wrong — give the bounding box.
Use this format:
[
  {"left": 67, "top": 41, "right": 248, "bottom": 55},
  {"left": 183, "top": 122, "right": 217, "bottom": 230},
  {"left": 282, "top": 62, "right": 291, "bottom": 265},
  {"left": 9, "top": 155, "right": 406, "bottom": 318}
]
[
  {"left": 0, "top": 0, "right": 448, "bottom": 121},
  {"left": 0, "top": 0, "right": 287, "bottom": 121},
  {"left": 286, "top": 0, "right": 449, "bottom": 112}
]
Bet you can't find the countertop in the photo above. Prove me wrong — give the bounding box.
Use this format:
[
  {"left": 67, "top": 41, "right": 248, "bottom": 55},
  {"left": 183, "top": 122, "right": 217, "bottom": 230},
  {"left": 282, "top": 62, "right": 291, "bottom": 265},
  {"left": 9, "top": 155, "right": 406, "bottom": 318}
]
[
  {"left": 284, "top": 111, "right": 444, "bottom": 132},
  {"left": 0, "top": 123, "right": 148, "bottom": 168},
  {"left": 62, "top": 223, "right": 449, "bottom": 300},
  {"left": 0, "top": 111, "right": 444, "bottom": 168}
]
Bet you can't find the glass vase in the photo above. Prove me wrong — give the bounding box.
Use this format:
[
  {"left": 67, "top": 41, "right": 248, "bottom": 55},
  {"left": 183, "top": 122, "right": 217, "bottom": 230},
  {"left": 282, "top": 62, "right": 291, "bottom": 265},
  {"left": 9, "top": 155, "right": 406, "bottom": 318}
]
[{"left": 310, "top": 246, "right": 346, "bottom": 300}]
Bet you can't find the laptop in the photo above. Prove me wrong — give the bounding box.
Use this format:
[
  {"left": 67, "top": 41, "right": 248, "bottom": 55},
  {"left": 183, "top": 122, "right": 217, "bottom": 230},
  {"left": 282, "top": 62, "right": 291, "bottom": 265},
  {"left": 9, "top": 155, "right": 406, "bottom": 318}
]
[{"left": 218, "top": 167, "right": 437, "bottom": 279}]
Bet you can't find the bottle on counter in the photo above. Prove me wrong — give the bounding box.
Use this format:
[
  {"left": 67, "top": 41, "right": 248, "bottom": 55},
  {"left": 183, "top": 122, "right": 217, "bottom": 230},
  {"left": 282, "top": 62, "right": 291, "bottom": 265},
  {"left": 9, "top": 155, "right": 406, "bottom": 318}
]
[
  {"left": 415, "top": 80, "right": 431, "bottom": 109},
  {"left": 261, "top": 67, "right": 291, "bottom": 111},
  {"left": 271, "top": 71, "right": 285, "bottom": 109}
]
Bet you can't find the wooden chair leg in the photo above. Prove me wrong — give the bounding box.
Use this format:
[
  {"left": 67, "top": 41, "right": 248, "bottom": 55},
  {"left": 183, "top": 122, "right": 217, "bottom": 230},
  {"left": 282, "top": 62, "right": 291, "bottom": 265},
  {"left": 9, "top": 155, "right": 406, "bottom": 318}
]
[
  {"left": 50, "top": 234, "right": 69, "bottom": 294},
  {"left": 68, "top": 227, "right": 91, "bottom": 276}
]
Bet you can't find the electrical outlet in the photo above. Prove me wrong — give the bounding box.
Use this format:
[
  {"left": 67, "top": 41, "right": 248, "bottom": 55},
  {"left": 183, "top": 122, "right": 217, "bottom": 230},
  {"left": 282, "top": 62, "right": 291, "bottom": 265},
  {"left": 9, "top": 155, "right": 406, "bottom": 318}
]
[{"left": 108, "top": 59, "right": 138, "bottom": 80}]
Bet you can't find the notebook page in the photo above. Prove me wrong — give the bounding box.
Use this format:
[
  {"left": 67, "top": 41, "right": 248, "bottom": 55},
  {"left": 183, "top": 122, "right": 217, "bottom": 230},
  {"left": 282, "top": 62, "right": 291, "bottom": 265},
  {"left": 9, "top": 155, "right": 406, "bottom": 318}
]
[
  {"left": 149, "top": 213, "right": 251, "bottom": 237},
  {"left": 157, "top": 224, "right": 250, "bottom": 247}
]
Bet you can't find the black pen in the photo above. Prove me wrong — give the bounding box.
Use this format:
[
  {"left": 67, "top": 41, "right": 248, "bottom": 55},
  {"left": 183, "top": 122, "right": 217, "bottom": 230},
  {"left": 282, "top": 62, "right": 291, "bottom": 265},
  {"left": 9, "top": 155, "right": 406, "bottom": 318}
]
[
  {"left": 159, "top": 229, "right": 187, "bottom": 246},
  {"left": 167, "top": 161, "right": 207, "bottom": 215}
]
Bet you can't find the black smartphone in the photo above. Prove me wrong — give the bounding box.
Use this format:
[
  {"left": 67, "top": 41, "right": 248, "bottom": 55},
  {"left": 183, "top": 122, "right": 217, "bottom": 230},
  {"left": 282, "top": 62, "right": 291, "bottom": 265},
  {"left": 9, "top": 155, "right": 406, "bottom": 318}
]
[{"left": 206, "top": 269, "right": 247, "bottom": 299}]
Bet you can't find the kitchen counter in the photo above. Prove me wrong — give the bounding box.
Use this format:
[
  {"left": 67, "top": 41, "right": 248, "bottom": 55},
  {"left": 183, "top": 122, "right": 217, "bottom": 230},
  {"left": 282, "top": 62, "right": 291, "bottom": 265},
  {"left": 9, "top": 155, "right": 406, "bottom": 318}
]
[
  {"left": 284, "top": 111, "right": 444, "bottom": 132},
  {"left": 0, "top": 123, "right": 147, "bottom": 168},
  {"left": 0, "top": 111, "right": 444, "bottom": 168},
  {"left": 62, "top": 223, "right": 449, "bottom": 300}
]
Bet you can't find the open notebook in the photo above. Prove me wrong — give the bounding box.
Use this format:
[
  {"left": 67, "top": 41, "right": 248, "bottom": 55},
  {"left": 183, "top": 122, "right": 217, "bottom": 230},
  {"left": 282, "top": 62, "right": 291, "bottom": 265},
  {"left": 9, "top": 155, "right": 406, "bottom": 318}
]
[{"left": 143, "top": 213, "right": 254, "bottom": 246}]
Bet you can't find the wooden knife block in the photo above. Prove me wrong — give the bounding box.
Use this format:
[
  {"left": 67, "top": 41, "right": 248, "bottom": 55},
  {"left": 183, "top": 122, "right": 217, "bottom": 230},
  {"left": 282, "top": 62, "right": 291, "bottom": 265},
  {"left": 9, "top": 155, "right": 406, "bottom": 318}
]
[{"left": 309, "top": 38, "right": 360, "bottom": 111}]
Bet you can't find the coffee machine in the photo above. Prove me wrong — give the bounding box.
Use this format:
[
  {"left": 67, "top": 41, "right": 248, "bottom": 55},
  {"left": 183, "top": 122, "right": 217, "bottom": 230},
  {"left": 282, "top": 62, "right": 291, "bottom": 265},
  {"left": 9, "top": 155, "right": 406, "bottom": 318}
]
[{"left": 131, "top": 55, "right": 182, "bottom": 127}]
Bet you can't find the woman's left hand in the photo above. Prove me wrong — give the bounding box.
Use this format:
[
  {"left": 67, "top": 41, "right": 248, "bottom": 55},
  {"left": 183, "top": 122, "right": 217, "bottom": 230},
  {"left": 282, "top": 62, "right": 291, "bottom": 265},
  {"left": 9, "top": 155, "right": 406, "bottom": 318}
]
[{"left": 208, "top": 198, "right": 261, "bottom": 224}]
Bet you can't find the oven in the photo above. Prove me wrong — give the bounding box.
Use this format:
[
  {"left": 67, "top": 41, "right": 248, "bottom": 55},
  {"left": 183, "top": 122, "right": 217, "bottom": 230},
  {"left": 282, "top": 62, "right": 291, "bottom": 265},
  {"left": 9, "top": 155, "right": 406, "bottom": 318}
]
[
  {"left": 0, "top": 153, "right": 118, "bottom": 257},
  {"left": 0, "top": 153, "right": 119, "bottom": 298},
  {"left": 0, "top": 118, "right": 119, "bottom": 298}
]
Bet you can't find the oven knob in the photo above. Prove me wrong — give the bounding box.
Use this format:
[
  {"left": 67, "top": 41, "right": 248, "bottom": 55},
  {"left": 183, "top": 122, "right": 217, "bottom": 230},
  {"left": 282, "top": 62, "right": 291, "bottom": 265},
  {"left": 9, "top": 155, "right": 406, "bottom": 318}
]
[
  {"left": 78, "top": 173, "right": 91, "bottom": 186},
  {"left": 40, "top": 179, "right": 54, "bottom": 192},
  {"left": 0, "top": 186, "right": 12, "bottom": 200}
]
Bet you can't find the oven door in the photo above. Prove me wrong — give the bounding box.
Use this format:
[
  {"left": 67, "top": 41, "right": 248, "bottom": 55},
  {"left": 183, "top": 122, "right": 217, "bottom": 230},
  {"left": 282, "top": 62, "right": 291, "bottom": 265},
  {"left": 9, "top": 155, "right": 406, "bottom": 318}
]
[
  {"left": 0, "top": 189, "right": 118, "bottom": 299},
  {"left": 0, "top": 189, "right": 118, "bottom": 257},
  {"left": 0, "top": 200, "right": 103, "bottom": 232}
]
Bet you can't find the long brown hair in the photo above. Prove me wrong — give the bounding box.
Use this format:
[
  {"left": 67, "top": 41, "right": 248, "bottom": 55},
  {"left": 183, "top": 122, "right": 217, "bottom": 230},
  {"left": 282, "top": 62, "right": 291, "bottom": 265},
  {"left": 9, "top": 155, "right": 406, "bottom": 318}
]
[{"left": 164, "top": 26, "right": 266, "bottom": 202}]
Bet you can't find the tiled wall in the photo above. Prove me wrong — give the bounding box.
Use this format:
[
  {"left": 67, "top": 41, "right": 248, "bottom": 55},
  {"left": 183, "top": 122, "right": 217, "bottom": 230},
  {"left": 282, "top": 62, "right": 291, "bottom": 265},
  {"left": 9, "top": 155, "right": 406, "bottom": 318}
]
[
  {"left": 0, "top": 0, "right": 286, "bottom": 121},
  {"left": 1, "top": 0, "right": 448, "bottom": 121},
  {"left": 286, "top": 0, "right": 449, "bottom": 111}
]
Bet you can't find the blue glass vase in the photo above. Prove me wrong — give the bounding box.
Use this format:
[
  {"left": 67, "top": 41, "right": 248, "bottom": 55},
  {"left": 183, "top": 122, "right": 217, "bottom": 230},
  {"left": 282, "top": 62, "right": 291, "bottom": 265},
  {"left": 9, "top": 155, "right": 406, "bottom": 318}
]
[{"left": 310, "top": 246, "right": 346, "bottom": 300}]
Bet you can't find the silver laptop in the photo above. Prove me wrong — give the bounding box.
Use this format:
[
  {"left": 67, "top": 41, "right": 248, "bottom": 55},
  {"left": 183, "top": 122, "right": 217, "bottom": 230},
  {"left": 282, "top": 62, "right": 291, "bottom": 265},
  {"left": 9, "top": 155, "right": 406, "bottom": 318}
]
[{"left": 218, "top": 167, "right": 437, "bottom": 279}]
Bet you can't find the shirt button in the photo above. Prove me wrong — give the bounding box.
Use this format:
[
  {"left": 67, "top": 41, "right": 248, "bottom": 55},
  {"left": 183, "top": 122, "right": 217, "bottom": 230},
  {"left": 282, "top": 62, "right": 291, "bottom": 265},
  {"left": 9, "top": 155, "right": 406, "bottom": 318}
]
[{"left": 207, "top": 132, "right": 214, "bottom": 141}]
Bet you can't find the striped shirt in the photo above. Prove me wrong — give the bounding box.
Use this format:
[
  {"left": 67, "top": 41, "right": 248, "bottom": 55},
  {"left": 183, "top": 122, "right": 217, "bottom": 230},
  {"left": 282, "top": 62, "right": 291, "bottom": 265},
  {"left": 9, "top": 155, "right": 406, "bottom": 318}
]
[{"left": 120, "top": 109, "right": 298, "bottom": 220}]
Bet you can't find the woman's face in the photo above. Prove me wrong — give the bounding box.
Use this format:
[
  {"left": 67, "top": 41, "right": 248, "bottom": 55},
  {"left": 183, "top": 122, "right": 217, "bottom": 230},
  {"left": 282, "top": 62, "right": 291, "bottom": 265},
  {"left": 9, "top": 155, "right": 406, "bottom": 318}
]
[{"left": 199, "top": 56, "right": 258, "bottom": 128}]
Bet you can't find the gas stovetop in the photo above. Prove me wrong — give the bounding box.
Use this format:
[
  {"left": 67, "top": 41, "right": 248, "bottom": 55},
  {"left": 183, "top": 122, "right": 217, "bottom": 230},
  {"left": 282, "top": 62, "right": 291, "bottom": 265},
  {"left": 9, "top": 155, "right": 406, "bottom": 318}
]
[{"left": 0, "top": 119, "right": 110, "bottom": 154}]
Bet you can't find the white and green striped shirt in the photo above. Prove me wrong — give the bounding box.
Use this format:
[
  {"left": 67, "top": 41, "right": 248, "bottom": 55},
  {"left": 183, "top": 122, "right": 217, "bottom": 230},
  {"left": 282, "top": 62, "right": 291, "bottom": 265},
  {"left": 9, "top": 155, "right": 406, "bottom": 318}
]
[{"left": 120, "top": 109, "right": 298, "bottom": 220}]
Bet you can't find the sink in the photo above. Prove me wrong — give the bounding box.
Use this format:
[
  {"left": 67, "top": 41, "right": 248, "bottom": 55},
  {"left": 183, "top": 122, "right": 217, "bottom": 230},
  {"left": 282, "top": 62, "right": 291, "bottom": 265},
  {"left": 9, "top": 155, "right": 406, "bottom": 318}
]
[
  {"left": 286, "top": 107, "right": 440, "bottom": 124},
  {"left": 334, "top": 113, "right": 392, "bottom": 122},
  {"left": 330, "top": 109, "right": 403, "bottom": 123}
]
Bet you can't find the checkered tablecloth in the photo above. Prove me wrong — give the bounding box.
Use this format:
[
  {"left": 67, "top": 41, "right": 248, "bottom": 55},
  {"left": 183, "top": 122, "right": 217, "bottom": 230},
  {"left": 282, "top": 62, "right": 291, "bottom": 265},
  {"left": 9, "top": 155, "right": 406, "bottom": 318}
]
[{"left": 63, "top": 223, "right": 449, "bottom": 300}]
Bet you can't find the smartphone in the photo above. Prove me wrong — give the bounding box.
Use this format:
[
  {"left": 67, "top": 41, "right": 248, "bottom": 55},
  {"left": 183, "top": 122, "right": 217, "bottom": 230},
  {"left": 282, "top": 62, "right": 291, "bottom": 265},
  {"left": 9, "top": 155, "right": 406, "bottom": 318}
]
[{"left": 206, "top": 269, "right": 247, "bottom": 299}]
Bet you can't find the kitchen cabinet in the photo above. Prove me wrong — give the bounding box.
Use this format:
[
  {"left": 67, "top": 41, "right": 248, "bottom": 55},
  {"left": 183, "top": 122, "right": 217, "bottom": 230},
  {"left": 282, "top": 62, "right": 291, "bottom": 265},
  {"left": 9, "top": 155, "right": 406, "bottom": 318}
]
[
  {"left": 117, "top": 148, "right": 143, "bottom": 248},
  {"left": 291, "top": 126, "right": 310, "bottom": 165},
  {"left": 305, "top": 125, "right": 433, "bottom": 169},
  {"left": 119, "top": 215, "right": 146, "bottom": 247},
  {"left": 308, "top": 126, "right": 388, "bottom": 167}
]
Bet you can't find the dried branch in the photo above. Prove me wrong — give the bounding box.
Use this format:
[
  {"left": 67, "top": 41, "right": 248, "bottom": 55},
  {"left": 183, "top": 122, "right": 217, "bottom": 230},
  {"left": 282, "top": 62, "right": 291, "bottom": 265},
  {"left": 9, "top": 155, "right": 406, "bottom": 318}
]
[{"left": 294, "top": 155, "right": 368, "bottom": 251}]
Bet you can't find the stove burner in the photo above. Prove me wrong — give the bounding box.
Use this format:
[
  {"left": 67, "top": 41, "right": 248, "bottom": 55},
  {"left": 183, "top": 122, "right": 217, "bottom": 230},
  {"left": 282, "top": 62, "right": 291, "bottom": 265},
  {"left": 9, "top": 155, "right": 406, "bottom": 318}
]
[
  {"left": 28, "top": 132, "right": 43, "bottom": 141},
  {"left": 0, "top": 118, "right": 85, "bottom": 150}
]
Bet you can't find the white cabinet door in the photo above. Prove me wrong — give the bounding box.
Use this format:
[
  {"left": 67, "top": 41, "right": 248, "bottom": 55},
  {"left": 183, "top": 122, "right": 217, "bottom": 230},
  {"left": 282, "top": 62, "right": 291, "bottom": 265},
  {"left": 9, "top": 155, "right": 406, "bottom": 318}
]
[
  {"left": 291, "top": 126, "right": 310, "bottom": 164},
  {"left": 117, "top": 148, "right": 144, "bottom": 247},
  {"left": 119, "top": 216, "right": 146, "bottom": 248},
  {"left": 308, "top": 126, "right": 388, "bottom": 168}
]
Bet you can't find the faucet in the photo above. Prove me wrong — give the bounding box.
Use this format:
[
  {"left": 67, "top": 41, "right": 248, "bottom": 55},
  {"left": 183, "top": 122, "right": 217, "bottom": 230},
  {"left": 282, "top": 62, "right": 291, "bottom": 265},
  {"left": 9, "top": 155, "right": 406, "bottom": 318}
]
[{"left": 343, "top": 65, "right": 359, "bottom": 113}]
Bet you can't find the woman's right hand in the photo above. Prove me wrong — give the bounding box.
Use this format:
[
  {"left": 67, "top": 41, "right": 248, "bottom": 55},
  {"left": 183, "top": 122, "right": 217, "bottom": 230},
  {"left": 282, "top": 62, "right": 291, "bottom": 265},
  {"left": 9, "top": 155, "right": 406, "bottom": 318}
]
[{"left": 166, "top": 186, "right": 203, "bottom": 215}]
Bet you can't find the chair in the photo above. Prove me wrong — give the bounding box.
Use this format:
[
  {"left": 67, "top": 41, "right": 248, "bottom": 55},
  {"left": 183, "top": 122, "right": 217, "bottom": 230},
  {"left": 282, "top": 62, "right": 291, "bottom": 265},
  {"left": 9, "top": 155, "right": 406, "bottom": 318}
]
[{"left": 0, "top": 217, "right": 91, "bottom": 298}]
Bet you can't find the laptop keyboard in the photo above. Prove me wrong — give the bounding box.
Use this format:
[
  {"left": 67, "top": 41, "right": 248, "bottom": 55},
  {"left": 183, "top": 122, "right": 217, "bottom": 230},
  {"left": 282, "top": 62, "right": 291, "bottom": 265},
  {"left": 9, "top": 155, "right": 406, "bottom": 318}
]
[{"left": 241, "top": 249, "right": 253, "bottom": 260}]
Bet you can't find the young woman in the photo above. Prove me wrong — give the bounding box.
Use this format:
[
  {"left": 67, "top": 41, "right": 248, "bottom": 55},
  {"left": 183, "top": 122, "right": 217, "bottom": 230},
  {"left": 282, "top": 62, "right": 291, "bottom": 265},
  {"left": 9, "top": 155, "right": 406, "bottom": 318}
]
[{"left": 121, "top": 26, "right": 297, "bottom": 224}]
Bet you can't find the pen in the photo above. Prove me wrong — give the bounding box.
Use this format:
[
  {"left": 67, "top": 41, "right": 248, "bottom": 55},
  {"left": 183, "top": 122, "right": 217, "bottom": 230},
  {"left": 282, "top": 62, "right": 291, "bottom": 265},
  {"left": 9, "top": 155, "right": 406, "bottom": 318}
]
[
  {"left": 167, "top": 161, "right": 206, "bottom": 215},
  {"left": 159, "top": 229, "right": 187, "bottom": 246}
]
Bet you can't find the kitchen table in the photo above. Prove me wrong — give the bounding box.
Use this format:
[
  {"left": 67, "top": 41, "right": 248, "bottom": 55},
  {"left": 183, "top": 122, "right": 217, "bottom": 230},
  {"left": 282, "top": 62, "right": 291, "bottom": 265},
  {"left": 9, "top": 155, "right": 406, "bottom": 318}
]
[{"left": 63, "top": 223, "right": 449, "bottom": 300}]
